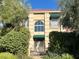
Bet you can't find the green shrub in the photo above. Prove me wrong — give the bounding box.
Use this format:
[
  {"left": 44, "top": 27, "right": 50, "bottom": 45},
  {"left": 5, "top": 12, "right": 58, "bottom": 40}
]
[
  {"left": 0, "top": 52, "right": 18, "bottom": 59},
  {"left": 19, "top": 27, "right": 30, "bottom": 35},
  {"left": 0, "top": 28, "right": 30, "bottom": 55},
  {"left": 49, "top": 31, "right": 63, "bottom": 54},
  {"left": 0, "top": 27, "right": 13, "bottom": 36},
  {"left": 43, "top": 55, "right": 50, "bottom": 59},
  {"left": 61, "top": 53, "right": 74, "bottom": 59},
  {"left": 43, "top": 53, "right": 74, "bottom": 59},
  {"left": 49, "top": 31, "right": 76, "bottom": 54},
  {"left": 17, "top": 54, "right": 32, "bottom": 59},
  {"left": 43, "top": 55, "right": 61, "bottom": 59}
]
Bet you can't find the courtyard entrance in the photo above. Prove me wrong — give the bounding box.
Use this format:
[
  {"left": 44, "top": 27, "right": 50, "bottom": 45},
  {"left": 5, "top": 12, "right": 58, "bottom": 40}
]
[
  {"left": 34, "top": 39, "right": 45, "bottom": 54},
  {"left": 31, "top": 35, "right": 45, "bottom": 56}
]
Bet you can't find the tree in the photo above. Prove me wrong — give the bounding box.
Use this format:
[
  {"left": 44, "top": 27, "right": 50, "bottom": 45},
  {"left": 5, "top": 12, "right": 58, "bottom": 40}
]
[
  {"left": 59, "top": 0, "right": 79, "bottom": 31},
  {"left": 0, "top": 0, "right": 30, "bottom": 23},
  {"left": 0, "top": 0, "right": 31, "bottom": 36}
]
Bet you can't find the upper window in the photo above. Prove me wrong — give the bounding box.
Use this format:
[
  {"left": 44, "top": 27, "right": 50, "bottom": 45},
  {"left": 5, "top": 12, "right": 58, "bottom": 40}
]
[
  {"left": 35, "top": 20, "right": 44, "bottom": 32},
  {"left": 50, "top": 19, "right": 59, "bottom": 28},
  {"left": 50, "top": 13, "right": 60, "bottom": 29}
]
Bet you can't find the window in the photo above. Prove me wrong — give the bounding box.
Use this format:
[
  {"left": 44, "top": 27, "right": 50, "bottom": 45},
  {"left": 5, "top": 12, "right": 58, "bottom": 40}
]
[
  {"left": 50, "top": 13, "right": 60, "bottom": 29},
  {"left": 35, "top": 20, "right": 44, "bottom": 32},
  {"left": 50, "top": 19, "right": 59, "bottom": 28}
]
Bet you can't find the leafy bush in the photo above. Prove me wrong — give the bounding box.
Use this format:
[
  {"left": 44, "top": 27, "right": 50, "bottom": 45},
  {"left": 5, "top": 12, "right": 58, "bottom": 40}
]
[
  {"left": 49, "top": 32, "right": 62, "bottom": 54},
  {"left": 61, "top": 53, "right": 74, "bottom": 59},
  {"left": 0, "top": 28, "right": 30, "bottom": 55},
  {"left": 0, "top": 27, "right": 13, "bottom": 36},
  {"left": 43, "top": 55, "right": 50, "bottom": 59},
  {"left": 0, "top": 52, "right": 18, "bottom": 59},
  {"left": 43, "top": 55, "right": 61, "bottom": 59},
  {"left": 19, "top": 27, "right": 30, "bottom": 35},
  {"left": 43, "top": 53, "right": 74, "bottom": 59},
  {"left": 49, "top": 31, "right": 76, "bottom": 54},
  {"left": 17, "top": 54, "right": 32, "bottom": 59}
]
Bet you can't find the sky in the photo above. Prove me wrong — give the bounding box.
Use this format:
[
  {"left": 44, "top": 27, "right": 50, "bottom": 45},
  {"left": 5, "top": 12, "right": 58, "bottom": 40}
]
[{"left": 25, "top": 0, "right": 59, "bottom": 10}]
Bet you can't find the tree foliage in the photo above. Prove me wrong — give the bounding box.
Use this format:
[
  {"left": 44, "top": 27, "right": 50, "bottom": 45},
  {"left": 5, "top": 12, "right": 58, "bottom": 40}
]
[
  {"left": 59, "top": 0, "right": 79, "bottom": 30},
  {"left": 0, "top": 0, "right": 30, "bottom": 23},
  {"left": 0, "top": 0, "right": 31, "bottom": 36}
]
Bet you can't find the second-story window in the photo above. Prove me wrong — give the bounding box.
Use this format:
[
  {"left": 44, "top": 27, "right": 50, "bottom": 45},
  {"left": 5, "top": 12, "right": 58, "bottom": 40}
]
[
  {"left": 50, "top": 13, "right": 60, "bottom": 29},
  {"left": 50, "top": 18, "right": 59, "bottom": 28},
  {"left": 35, "top": 20, "right": 44, "bottom": 32}
]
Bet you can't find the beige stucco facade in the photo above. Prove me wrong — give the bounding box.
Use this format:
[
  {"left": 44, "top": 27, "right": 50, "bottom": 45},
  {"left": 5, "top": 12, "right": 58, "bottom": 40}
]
[{"left": 28, "top": 10, "right": 62, "bottom": 56}]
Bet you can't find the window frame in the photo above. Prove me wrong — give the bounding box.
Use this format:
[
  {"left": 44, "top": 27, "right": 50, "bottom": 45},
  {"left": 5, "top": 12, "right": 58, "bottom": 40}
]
[{"left": 35, "top": 20, "right": 44, "bottom": 32}]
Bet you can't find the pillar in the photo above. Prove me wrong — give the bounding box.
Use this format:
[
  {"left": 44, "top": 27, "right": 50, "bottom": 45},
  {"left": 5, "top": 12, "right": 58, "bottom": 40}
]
[
  {"left": 44, "top": 12, "right": 50, "bottom": 50},
  {"left": 28, "top": 13, "right": 34, "bottom": 56}
]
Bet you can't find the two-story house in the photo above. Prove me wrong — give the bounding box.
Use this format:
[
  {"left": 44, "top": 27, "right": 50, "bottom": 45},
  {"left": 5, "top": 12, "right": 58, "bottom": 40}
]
[{"left": 25, "top": 9, "right": 62, "bottom": 55}]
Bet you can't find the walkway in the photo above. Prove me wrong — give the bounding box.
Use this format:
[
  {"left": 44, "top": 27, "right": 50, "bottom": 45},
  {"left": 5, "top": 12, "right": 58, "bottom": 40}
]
[
  {"left": 30, "top": 50, "right": 45, "bottom": 59},
  {"left": 32, "top": 56, "right": 42, "bottom": 59}
]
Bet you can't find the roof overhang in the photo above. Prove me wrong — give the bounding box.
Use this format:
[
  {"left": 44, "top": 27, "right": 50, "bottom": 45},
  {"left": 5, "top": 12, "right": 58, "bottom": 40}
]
[{"left": 31, "top": 9, "right": 62, "bottom": 13}]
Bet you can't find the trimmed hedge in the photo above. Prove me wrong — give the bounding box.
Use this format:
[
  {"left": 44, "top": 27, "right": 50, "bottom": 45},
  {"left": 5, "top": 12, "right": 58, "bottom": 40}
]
[
  {"left": 49, "top": 32, "right": 62, "bottom": 54},
  {"left": 0, "top": 27, "right": 30, "bottom": 55},
  {"left": 49, "top": 31, "right": 77, "bottom": 54}
]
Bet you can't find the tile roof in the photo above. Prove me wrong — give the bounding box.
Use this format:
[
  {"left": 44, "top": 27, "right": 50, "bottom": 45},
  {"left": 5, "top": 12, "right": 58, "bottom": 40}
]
[{"left": 32, "top": 9, "right": 52, "bottom": 11}]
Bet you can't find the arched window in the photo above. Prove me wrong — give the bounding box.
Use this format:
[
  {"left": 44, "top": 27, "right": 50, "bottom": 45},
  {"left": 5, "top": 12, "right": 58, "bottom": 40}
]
[{"left": 35, "top": 20, "right": 44, "bottom": 32}]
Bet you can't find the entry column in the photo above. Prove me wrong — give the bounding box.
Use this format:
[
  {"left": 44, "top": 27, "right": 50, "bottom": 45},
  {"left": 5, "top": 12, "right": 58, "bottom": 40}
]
[
  {"left": 44, "top": 12, "right": 50, "bottom": 51},
  {"left": 28, "top": 13, "right": 34, "bottom": 56}
]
